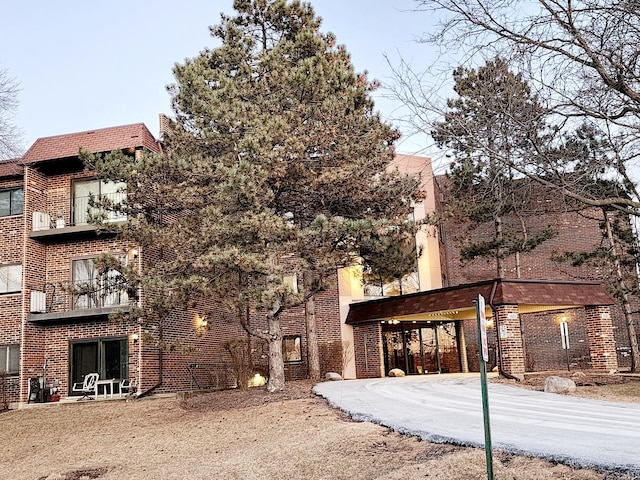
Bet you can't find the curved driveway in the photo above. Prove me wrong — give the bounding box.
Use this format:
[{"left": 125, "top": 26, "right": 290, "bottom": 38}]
[{"left": 313, "top": 374, "right": 640, "bottom": 473}]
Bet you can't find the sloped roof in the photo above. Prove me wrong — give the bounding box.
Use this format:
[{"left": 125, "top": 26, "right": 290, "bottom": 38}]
[
  {"left": 22, "top": 123, "right": 160, "bottom": 164},
  {"left": 346, "top": 278, "right": 615, "bottom": 324},
  {"left": 0, "top": 158, "right": 23, "bottom": 178}
]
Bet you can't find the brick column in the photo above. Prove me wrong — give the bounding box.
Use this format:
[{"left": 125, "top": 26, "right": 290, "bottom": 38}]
[
  {"left": 455, "top": 321, "right": 469, "bottom": 373},
  {"left": 494, "top": 305, "right": 525, "bottom": 379},
  {"left": 585, "top": 305, "right": 618, "bottom": 372},
  {"left": 353, "top": 323, "right": 384, "bottom": 378}
]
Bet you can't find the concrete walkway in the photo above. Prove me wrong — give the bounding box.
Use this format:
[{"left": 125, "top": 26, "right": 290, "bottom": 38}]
[{"left": 313, "top": 374, "right": 640, "bottom": 473}]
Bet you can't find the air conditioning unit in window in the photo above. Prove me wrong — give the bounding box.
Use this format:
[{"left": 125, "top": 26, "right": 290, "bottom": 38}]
[
  {"left": 32, "top": 212, "right": 51, "bottom": 231},
  {"left": 30, "top": 291, "right": 47, "bottom": 313}
]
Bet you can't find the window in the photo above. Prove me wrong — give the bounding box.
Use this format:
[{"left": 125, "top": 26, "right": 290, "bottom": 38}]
[
  {"left": 0, "top": 264, "right": 21, "bottom": 294},
  {"left": 73, "top": 179, "right": 126, "bottom": 225},
  {"left": 72, "top": 258, "right": 128, "bottom": 309},
  {"left": 0, "top": 188, "right": 23, "bottom": 217},
  {"left": 283, "top": 273, "right": 298, "bottom": 294},
  {"left": 70, "top": 338, "right": 128, "bottom": 392},
  {"left": 283, "top": 335, "right": 302, "bottom": 362},
  {"left": 0, "top": 344, "right": 19, "bottom": 374}
]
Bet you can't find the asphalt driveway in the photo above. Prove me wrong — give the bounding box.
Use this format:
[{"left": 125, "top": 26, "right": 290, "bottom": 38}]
[{"left": 313, "top": 374, "right": 640, "bottom": 473}]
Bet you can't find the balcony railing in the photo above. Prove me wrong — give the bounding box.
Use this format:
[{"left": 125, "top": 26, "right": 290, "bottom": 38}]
[
  {"left": 29, "top": 279, "right": 131, "bottom": 322},
  {"left": 72, "top": 192, "right": 127, "bottom": 226},
  {"left": 32, "top": 192, "right": 127, "bottom": 232},
  {"left": 71, "top": 278, "right": 129, "bottom": 310}
]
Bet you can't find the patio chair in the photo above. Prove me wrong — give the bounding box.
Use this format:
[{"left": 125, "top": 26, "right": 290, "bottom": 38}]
[
  {"left": 120, "top": 378, "right": 137, "bottom": 399},
  {"left": 27, "top": 377, "right": 41, "bottom": 404},
  {"left": 72, "top": 373, "right": 99, "bottom": 400}
]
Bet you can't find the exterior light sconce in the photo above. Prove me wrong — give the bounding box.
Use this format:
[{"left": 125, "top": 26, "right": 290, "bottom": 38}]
[
  {"left": 194, "top": 313, "right": 208, "bottom": 329},
  {"left": 128, "top": 248, "right": 139, "bottom": 261},
  {"left": 131, "top": 333, "right": 139, "bottom": 343}
]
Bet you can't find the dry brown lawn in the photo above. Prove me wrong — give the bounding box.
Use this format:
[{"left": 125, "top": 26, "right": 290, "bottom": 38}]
[{"left": 0, "top": 375, "right": 638, "bottom": 480}]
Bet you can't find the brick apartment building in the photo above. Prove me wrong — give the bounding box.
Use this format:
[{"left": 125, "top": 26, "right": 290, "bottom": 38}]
[
  {"left": 0, "top": 122, "right": 630, "bottom": 406},
  {"left": 0, "top": 122, "right": 365, "bottom": 406},
  {"left": 343, "top": 175, "right": 626, "bottom": 380},
  {"left": 436, "top": 177, "right": 638, "bottom": 374}
]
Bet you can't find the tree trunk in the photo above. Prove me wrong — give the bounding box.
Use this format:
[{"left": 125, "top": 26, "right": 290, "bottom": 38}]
[
  {"left": 495, "top": 215, "right": 505, "bottom": 278},
  {"left": 304, "top": 271, "right": 321, "bottom": 381},
  {"left": 266, "top": 302, "right": 285, "bottom": 392},
  {"left": 604, "top": 210, "right": 640, "bottom": 372}
]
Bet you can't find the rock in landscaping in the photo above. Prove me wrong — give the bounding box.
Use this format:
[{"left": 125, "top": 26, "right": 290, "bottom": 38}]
[
  {"left": 544, "top": 375, "right": 577, "bottom": 394},
  {"left": 325, "top": 372, "right": 342, "bottom": 381},
  {"left": 388, "top": 368, "right": 405, "bottom": 377}
]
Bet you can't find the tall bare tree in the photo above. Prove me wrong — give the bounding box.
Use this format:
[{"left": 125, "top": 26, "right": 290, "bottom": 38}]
[
  {"left": 0, "top": 69, "right": 22, "bottom": 159},
  {"left": 411, "top": 0, "right": 640, "bottom": 215},
  {"left": 403, "top": 0, "right": 640, "bottom": 370}
]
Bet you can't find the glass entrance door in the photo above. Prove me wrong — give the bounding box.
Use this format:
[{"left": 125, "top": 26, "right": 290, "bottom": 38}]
[
  {"left": 383, "top": 322, "right": 461, "bottom": 375},
  {"left": 71, "top": 342, "right": 98, "bottom": 387}
]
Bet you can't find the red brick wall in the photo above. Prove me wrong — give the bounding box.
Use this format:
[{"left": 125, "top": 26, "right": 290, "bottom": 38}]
[
  {"left": 0, "top": 176, "right": 26, "bottom": 403},
  {"left": 585, "top": 306, "right": 618, "bottom": 372},
  {"left": 494, "top": 305, "right": 525, "bottom": 377},
  {"left": 4, "top": 157, "right": 360, "bottom": 400},
  {"left": 521, "top": 310, "right": 592, "bottom": 371},
  {"left": 440, "top": 192, "right": 639, "bottom": 373},
  {"left": 353, "top": 323, "right": 384, "bottom": 378}
]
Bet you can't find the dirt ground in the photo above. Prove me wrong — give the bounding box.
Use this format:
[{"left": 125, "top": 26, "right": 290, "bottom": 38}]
[{"left": 1, "top": 374, "right": 638, "bottom": 480}]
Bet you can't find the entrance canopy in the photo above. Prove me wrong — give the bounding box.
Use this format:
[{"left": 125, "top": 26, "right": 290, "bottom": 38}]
[{"left": 346, "top": 279, "right": 615, "bottom": 324}]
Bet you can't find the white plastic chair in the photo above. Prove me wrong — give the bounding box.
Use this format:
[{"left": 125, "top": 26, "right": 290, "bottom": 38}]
[
  {"left": 72, "top": 373, "right": 99, "bottom": 400},
  {"left": 119, "top": 378, "right": 137, "bottom": 399}
]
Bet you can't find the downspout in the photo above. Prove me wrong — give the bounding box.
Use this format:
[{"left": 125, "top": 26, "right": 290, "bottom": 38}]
[
  {"left": 138, "top": 325, "right": 163, "bottom": 398},
  {"left": 133, "top": 247, "right": 163, "bottom": 398},
  {"left": 488, "top": 279, "right": 520, "bottom": 382}
]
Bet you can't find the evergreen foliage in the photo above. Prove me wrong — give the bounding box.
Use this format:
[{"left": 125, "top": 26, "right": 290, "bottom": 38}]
[
  {"left": 432, "top": 58, "right": 556, "bottom": 276},
  {"left": 85, "top": 0, "right": 421, "bottom": 391}
]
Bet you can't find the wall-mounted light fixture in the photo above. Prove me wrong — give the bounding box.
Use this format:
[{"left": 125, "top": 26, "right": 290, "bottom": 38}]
[
  {"left": 194, "top": 313, "right": 208, "bottom": 329},
  {"left": 128, "top": 248, "right": 139, "bottom": 261},
  {"left": 131, "top": 333, "right": 139, "bottom": 343}
]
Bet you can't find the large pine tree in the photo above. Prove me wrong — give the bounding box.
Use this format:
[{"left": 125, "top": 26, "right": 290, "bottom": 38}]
[
  {"left": 88, "top": 0, "right": 420, "bottom": 391},
  {"left": 433, "top": 58, "right": 555, "bottom": 277}
]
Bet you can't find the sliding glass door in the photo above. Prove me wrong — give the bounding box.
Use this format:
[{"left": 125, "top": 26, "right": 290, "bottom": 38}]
[{"left": 70, "top": 338, "right": 128, "bottom": 393}]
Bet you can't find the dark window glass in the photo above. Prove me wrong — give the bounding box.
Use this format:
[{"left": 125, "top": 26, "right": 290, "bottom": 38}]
[
  {"left": 0, "top": 345, "right": 19, "bottom": 374},
  {"left": 0, "top": 188, "right": 23, "bottom": 217},
  {"left": 70, "top": 339, "right": 128, "bottom": 394},
  {"left": 10, "top": 188, "right": 23, "bottom": 215},
  {"left": 0, "top": 191, "right": 9, "bottom": 216},
  {"left": 0, "top": 264, "right": 21, "bottom": 293}
]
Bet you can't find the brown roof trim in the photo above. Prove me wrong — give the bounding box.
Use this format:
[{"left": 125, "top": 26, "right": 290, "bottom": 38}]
[
  {"left": 346, "top": 278, "right": 615, "bottom": 325},
  {"left": 22, "top": 123, "right": 160, "bottom": 164},
  {"left": 0, "top": 158, "right": 23, "bottom": 179}
]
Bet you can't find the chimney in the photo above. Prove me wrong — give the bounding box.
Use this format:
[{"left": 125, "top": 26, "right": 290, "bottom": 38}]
[{"left": 158, "top": 113, "right": 171, "bottom": 140}]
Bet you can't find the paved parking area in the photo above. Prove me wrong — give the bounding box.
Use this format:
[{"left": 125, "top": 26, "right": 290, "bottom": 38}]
[{"left": 313, "top": 374, "right": 640, "bottom": 473}]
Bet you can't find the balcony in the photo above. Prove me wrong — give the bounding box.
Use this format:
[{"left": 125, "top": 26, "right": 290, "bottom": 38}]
[
  {"left": 30, "top": 192, "right": 126, "bottom": 241},
  {"left": 27, "top": 280, "right": 132, "bottom": 324}
]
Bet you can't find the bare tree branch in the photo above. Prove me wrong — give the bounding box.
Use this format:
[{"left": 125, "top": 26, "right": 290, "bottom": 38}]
[{"left": 0, "top": 69, "right": 23, "bottom": 159}]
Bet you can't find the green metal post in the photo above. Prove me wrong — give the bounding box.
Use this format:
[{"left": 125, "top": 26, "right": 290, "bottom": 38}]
[{"left": 476, "top": 295, "right": 494, "bottom": 480}]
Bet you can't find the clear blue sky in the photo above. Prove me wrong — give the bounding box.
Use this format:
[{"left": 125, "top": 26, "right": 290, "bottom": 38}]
[{"left": 1, "top": 1, "right": 441, "bottom": 157}]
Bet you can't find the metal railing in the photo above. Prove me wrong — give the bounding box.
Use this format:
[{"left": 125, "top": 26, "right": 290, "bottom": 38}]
[
  {"left": 71, "top": 278, "right": 129, "bottom": 310},
  {"left": 32, "top": 192, "right": 127, "bottom": 232},
  {"left": 72, "top": 192, "right": 127, "bottom": 226}
]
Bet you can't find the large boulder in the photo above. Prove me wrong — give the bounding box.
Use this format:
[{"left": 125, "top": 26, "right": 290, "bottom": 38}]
[
  {"left": 325, "top": 372, "right": 342, "bottom": 381},
  {"left": 388, "top": 368, "right": 405, "bottom": 377},
  {"left": 544, "top": 375, "right": 577, "bottom": 394}
]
